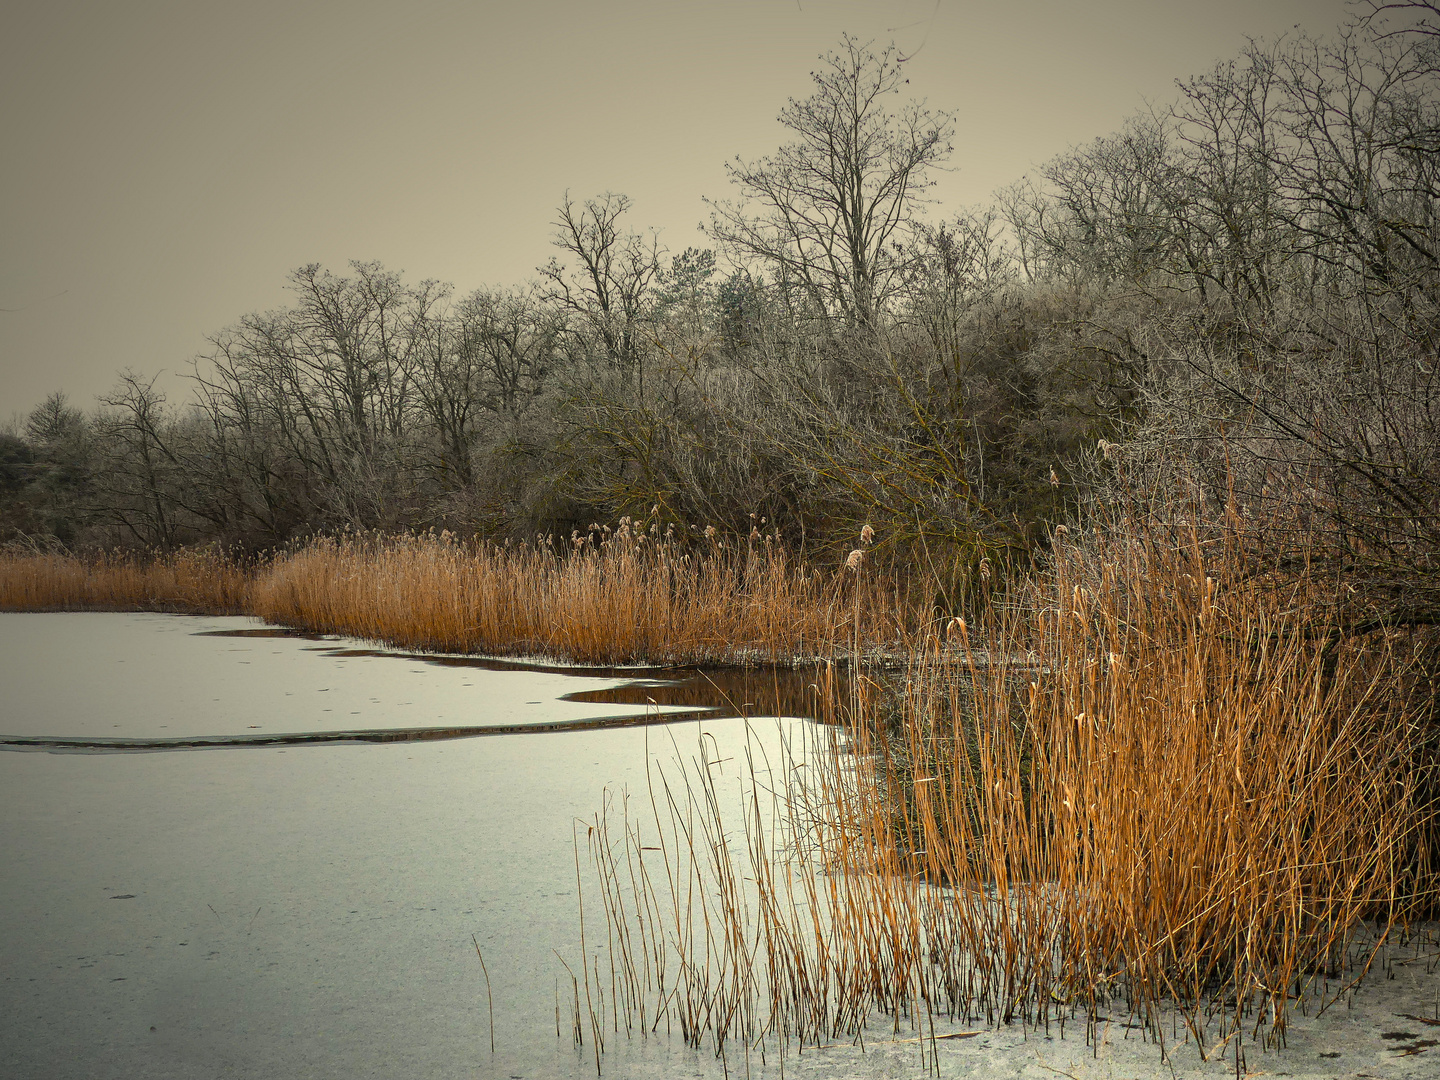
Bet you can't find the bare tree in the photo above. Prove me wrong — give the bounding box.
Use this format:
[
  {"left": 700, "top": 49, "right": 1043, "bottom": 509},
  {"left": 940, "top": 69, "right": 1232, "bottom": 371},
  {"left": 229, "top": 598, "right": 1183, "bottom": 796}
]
[
  {"left": 413, "top": 284, "right": 559, "bottom": 489},
  {"left": 284, "top": 261, "right": 441, "bottom": 451},
  {"left": 1002, "top": 115, "right": 1184, "bottom": 289},
  {"left": 539, "top": 192, "right": 660, "bottom": 369},
  {"left": 192, "top": 262, "right": 447, "bottom": 532},
  {"left": 91, "top": 373, "right": 187, "bottom": 546},
  {"left": 706, "top": 35, "right": 954, "bottom": 330},
  {"left": 1361, "top": 0, "right": 1440, "bottom": 43}
]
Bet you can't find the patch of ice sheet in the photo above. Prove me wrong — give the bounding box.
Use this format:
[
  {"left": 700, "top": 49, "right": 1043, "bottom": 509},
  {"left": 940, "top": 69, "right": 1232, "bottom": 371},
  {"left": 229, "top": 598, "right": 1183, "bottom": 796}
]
[
  {"left": 0, "top": 612, "right": 704, "bottom": 742},
  {"left": 0, "top": 709, "right": 808, "bottom": 1079}
]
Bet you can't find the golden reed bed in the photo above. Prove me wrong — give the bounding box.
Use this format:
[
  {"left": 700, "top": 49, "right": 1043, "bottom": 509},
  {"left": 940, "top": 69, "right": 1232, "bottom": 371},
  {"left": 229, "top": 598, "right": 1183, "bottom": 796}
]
[
  {"left": 0, "top": 545, "right": 251, "bottom": 615},
  {"left": 568, "top": 529, "right": 1439, "bottom": 1068},
  {"left": 0, "top": 522, "right": 906, "bottom": 664}
]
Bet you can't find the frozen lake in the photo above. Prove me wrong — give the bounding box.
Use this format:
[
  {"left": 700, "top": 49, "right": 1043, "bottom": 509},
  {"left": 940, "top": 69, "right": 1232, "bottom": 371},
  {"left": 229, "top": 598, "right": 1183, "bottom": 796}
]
[
  {"left": 3, "top": 613, "right": 1437, "bottom": 1080},
  {"left": 0, "top": 613, "right": 826, "bottom": 1079}
]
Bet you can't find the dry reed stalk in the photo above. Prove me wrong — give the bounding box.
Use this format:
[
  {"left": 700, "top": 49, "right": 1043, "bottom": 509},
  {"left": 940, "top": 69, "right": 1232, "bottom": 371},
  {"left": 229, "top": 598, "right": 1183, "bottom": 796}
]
[
  {"left": 0, "top": 547, "right": 252, "bottom": 613},
  {"left": 248, "top": 525, "right": 910, "bottom": 664},
  {"left": 3, "top": 522, "right": 917, "bottom": 665},
  {"left": 570, "top": 523, "right": 1438, "bottom": 1070}
]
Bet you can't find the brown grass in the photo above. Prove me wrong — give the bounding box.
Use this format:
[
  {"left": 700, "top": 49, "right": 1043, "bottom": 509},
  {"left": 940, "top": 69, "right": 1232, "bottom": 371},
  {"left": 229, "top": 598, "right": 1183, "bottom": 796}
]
[
  {"left": 0, "top": 546, "right": 252, "bottom": 613},
  {"left": 0, "top": 521, "right": 911, "bottom": 665},
  {"left": 569, "top": 523, "right": 1439, "bottom": 1069},
  {"left": 249, "top": 522, "right": 909, "bottom": 664}
]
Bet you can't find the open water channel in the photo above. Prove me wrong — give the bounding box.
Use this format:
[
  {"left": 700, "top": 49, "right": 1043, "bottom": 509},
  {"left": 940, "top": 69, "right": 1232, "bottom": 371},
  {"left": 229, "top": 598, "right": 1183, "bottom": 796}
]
[{"left": 4, "top": 613, "right": 1438, "bottom": 1080}]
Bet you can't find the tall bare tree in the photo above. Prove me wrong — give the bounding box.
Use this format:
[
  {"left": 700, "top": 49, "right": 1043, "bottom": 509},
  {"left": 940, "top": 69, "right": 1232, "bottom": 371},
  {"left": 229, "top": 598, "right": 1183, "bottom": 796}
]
[
  {"left": 706, "top": 36, "right": 954, "bottom": 330},
  {"left": 540, "top": 192, "right": 660, "bottom": 370}
]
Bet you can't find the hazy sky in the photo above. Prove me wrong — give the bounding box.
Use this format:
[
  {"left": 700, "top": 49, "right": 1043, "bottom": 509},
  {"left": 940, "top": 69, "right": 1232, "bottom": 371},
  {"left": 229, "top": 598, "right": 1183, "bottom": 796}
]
[{"left": 1, "top": 0, "right": 1357, "bottom": 422}]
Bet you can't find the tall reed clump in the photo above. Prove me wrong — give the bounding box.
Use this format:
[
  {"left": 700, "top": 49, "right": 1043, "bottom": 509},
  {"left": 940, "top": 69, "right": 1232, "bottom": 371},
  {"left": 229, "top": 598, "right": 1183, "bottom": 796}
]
[
  {"left": 250, "top": 519, "right": 911, "bottom": 665},
  {"left": 570, "top": 523, "right": 1438, "bottom": 1070},
  {"left": 0, "top": 546, "right": 253, "bottom": 613}
]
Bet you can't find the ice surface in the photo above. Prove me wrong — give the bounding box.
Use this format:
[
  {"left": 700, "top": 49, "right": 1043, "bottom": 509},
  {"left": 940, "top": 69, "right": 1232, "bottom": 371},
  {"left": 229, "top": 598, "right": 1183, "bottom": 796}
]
[{"left": 0, "top": 612, "right": 706, "bottom": 743}]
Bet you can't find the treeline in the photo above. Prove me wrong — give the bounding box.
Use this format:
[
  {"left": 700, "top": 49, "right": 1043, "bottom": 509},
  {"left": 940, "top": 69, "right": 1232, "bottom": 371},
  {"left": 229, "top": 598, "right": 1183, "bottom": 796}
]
[{"left": 2, "top": 4, "right": 1437, "bottom": 631}]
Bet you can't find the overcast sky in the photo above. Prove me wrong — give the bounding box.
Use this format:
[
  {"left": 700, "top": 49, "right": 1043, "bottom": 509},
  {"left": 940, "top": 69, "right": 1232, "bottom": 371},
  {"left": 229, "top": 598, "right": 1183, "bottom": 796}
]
[{"left": 1, "top": 0, "right": 1358, "bottom": 423}]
